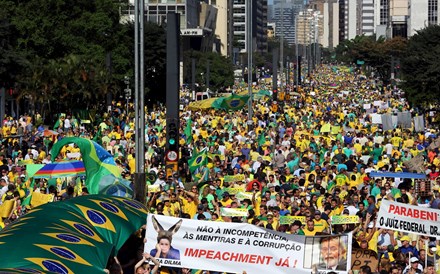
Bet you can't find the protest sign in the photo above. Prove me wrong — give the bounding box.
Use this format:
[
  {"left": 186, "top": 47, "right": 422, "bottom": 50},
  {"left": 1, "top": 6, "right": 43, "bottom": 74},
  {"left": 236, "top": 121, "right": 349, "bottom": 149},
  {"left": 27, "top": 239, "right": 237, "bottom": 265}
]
[
  {"left": 377, "top": 199, "right": 440, "bottom": 237},
  {"left": 403, "top": 153, "right": 425, "bottom": 173},
  {"left": 223, "top": 174, "right": 245, "bottom": 183},
  {"left": 427, "top": 136, "right": 440, "bottom": 150},
  {"left": 222, "top": 187, "right": 243, "bottom": 195},
  {"left": 279, "top": 216, "right": 306, "bottom": 225},
  {"left": 350, "top": 249, "right": 378, "bottom": 271},
  {"left": 220, "top": 207, "right": 248, "bottom": 217},
  {"left": 235, "top": 192, "right": 253, "bottom": 200},
  {"left": 148, "top": 184, "right": 160, "bottom": 193},
  {"left": 331, "top": 215, "right": 359, "bottom": 225},
  {"left": 145, "top": 214, "right": 352, "bottom": 274}
]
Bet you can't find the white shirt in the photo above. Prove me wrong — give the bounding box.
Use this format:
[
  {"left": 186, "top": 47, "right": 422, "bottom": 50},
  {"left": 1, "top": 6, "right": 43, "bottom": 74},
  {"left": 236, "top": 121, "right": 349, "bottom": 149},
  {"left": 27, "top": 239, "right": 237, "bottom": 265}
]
[
  {"left": 346, "top": 205, "right": 359, "bottom": 216},
  {"left": 64, "top": 118, "right": 71, "bottom": 129},
  {"left": 0, "top": 185, "right": 8, "bottom": 204},
  {"left": 153, "top": 178, "right": 166, "bottom": 187}
]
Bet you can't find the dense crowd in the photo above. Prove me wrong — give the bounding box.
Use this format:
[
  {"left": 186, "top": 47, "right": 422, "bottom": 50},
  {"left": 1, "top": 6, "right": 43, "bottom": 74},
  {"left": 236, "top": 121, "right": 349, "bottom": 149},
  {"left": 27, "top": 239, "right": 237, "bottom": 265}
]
[{"left": 1, "top": 65, "right": 439, "bottom": 274}]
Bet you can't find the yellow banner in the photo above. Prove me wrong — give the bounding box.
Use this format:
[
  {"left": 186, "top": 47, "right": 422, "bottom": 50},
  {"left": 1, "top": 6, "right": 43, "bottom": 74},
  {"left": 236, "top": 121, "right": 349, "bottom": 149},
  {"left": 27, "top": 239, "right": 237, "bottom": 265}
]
[
  {"left": 223, "top": 187, "right": 244, "bottom": 195},
  {"left": 279, "top": 216, "right": 306, "bottom": 225},
  {"left": 235, "top": 192, "right": 253, "bottom": 200},
  {"left": 331, "top": 215, "right": 359, "bottom": 225},
  {"left": 0, "top": 200, "right": 15, "bottom": 218},
  {"left": 31, "top": 192, "right": 54, "bottom": 208},
  {"left": 148, "top": 185, "right": 160, "bottom": 193},
  {"left": 220, "top": 207, "right": 248, "bottom": 217},
  {"left": 223, "top": 174, "right": 245, "bottom": 183}
]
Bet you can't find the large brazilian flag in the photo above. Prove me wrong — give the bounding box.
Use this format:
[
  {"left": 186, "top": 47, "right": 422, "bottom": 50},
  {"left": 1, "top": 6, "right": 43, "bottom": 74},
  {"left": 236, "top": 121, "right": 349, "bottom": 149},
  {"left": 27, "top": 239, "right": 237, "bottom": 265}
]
[
  {"left": 212, "top": 94, "right": 250, "bottom": 111},
  {"left": 0, "top": 195, "right": 147, "bottom": 273}
]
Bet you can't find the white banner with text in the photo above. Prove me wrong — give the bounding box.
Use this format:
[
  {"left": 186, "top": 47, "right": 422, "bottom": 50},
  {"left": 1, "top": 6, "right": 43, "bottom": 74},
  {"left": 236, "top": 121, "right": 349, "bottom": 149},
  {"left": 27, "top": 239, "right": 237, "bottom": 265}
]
[
  {"left": 377, "top": 199, "right": 440, "bottom": 237},
  {"left": 145, "top": 214, "right": 352, "bottom": 273}
]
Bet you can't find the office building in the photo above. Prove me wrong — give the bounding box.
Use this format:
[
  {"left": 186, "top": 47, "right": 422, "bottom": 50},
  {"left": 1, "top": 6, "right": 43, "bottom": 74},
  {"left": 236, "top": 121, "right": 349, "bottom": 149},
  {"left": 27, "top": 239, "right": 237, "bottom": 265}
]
[{"left": 408, "top": 0, "right": 439, "bottom": 36}]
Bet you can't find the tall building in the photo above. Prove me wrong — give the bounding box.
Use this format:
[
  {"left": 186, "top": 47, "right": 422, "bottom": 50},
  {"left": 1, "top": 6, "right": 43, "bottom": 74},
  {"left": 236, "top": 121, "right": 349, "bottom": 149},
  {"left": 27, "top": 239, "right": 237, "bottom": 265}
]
[
  {"left": 232, "top": 0, "right": 268, "bottom": 63},
  {"left": 272, "top": 0, "right": 305, "bottom": 45},
  {"left": 360, "top": 0, "right": 375, "bottom": 36},
  {"left": 209, "top": 0, "right": 233, "bottom": 57},
  {"left": 296, "top": 9, "right": 322, "bottom": 46},
  {"left": 408, "top": 0, "right": 439, "bottom": 36},
  {"left": 390, "top": 0, "right": 408, "bottom": 37},
  {"left": 310, "top": 0, "right": 338, "bottom": 48}
]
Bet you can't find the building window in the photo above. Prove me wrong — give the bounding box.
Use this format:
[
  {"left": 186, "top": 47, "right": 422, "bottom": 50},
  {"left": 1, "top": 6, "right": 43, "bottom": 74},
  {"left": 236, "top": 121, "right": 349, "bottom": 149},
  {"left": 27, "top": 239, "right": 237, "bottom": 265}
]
[
  {"left": 428, "top": 0, "right": 438, "bottom": 25},
  {"left": 380, "top": 0, "right": 389, "bottom": 25}
]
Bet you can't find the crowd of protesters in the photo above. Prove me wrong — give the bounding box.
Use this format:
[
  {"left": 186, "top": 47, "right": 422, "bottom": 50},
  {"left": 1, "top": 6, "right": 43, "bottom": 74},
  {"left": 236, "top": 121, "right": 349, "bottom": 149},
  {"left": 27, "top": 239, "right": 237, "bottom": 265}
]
[{"left": 1, "top": 64, "right": 439, "bottom": 274}]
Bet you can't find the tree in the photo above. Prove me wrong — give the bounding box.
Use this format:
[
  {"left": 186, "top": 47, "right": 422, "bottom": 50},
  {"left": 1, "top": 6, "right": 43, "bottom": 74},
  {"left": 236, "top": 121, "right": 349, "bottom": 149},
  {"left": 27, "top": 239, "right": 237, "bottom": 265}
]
[
  {"left": 401, "top": 25, "right": 440, "bottom": 108},
  {"left": 182, "top": 51, "right": 234, "bottom": 92}
]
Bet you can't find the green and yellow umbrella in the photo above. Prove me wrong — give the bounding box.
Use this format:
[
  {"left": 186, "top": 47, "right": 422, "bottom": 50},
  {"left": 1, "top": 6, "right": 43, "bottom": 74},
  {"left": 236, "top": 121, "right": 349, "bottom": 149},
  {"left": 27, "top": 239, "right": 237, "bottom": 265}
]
[{"left": 0, "top": 195, "right": 147, "bottom": 273}]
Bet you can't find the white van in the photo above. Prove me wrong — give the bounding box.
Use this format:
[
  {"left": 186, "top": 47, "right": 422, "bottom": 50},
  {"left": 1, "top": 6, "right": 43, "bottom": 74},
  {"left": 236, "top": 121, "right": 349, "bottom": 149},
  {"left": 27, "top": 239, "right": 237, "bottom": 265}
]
[{"left": 195, "top": 92, "right": 210, "bottom": 101}]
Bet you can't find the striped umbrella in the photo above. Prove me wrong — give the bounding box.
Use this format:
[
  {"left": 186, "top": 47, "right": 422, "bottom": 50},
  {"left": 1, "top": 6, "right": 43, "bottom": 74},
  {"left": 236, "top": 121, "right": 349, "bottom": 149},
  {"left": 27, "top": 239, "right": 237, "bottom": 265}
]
[{"left": 34, "top": 160, "right": 86, "bottom": 178}]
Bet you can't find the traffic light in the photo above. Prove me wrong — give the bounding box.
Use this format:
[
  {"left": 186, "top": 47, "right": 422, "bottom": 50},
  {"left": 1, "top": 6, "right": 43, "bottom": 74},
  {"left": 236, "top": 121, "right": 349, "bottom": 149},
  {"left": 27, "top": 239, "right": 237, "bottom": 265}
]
[{"left": 167, "top": 119, "right": 178, "bottom": 151}]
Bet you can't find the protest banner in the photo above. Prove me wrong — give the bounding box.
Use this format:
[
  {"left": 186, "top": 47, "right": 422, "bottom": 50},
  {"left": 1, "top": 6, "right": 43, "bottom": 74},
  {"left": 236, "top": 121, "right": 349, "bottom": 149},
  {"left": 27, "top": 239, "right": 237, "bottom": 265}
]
[
  {"left": 220, "top": 207, "right": 248, "bottom": 217},
  {"left": 223, "top": 174, "right": 245, "bottom": 183},
  {"left": 145, "top": 214, "right": 352, "bottom": 274},
  {"left": 235, "top": 192, "right": 253, "bottom": 200},
  {"left": 279, "top": 216, "right": 306, "bottom": 225},
  {"left": 377, "top": 199, "right": 440, "bottom": 237},
  {"left": 222, "top": 187, "right": 243, "bottom": 195},
  {"left": 331, "top": 215, "right": 359, "bottom": 225},
  {"left": 148, "top": 184, "right": 160, "bottom": 193},
  {"left": 350, "top": 249, "right": 378, "bottom": 271}
]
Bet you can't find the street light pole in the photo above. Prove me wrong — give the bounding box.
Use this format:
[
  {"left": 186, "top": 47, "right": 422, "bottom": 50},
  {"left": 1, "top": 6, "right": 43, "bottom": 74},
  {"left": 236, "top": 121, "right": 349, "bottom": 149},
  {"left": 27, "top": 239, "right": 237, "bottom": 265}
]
[
  {"left": 134, "top": 0, "right": 146, "bottom": 203},
  {"left": 280, "top": 0, "right": 284, "bottom": 93},
  {"left": 247, "top": 0, "right": 253, "bottom": 130}
]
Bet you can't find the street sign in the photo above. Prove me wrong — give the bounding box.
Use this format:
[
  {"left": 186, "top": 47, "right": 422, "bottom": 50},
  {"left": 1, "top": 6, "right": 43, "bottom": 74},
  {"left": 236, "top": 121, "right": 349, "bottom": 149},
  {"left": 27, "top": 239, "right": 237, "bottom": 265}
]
[{"left": 166, "top": 150, "right": 178, "bottom": 162}]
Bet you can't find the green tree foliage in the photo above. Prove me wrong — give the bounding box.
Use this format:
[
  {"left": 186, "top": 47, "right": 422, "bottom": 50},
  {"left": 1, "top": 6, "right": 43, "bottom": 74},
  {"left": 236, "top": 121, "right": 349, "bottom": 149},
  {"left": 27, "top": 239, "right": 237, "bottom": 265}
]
[
  {"left": 335, "top": 35, "right": 407, "bottom": 82},
  {"left": 401, "top": 25, "right": 440, "bottom": 108},
  {"left": 0, "top": 0, "right": 145, "bottom": 117},
  {"left": 183, "top": 51, "right": 234, "bottom": 92}
]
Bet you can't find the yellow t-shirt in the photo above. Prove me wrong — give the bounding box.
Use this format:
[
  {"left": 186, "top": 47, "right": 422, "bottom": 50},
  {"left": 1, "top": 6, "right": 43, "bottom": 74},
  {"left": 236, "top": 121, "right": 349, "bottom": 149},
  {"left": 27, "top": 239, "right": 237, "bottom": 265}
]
[
  {"left": 314, "top": 219, "right": 329, "bottom": 233},
  {"left": 181, "top": 198, "right": 197, "bottom": 218},
  {"left": 303, "top": 227, "right": 318, "bottom": 236}
]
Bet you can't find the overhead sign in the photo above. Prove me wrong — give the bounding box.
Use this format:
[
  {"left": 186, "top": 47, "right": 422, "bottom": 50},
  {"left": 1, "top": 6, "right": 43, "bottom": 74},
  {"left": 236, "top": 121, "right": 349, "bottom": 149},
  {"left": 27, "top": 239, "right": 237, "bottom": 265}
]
[
  {"left": 145, "top": 214, "right": 352, "bottom": 273},
  {"left": 180, "top": 28, "right": 203, "bottom": 36},
  {"left": 377, "top": 199, "right": 440, "bottom": 237}
]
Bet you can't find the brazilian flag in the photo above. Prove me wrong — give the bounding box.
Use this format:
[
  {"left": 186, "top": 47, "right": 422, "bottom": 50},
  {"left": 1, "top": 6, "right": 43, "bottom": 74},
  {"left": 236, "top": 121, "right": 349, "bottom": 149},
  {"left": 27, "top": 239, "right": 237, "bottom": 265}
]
[
  {"left": 188, "top": 148, "right": 208, "bottom": 174},
  {"left": 220, "top": 94, "right": 250, "bottom": 110}
]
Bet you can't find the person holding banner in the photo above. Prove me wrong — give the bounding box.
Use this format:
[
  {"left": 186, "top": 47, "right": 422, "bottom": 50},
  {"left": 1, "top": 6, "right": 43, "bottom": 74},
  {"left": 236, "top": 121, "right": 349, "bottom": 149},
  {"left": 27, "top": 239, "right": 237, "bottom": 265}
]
[
  {"left": 399, "top": 236, "right": 419, "bottom": 258},
  {"left": 134, "top": 253, "right": 160, "bottom": 274}
]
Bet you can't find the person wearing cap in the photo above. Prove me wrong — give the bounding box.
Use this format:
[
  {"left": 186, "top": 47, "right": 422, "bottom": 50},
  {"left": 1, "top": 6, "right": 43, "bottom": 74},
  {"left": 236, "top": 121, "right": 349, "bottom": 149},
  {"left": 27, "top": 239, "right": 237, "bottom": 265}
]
[
  {"left": 398, "top": 235, "right": 419, "bottom": 258},
  {"left": 162, "top": 198, "right": 175, "bottom": 217},
  {"left": 219, "top": 191, "right": 232, "bottom": 208},
  {"left": 313, "top": 210, "right": 329, "bottom": 233},
  {"left": 402, "top": 257, "right": 422, "bottom": 274}
]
